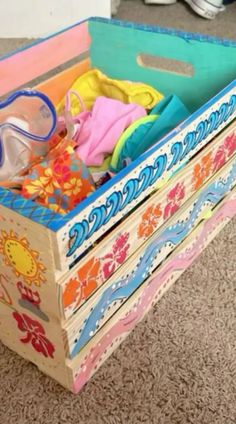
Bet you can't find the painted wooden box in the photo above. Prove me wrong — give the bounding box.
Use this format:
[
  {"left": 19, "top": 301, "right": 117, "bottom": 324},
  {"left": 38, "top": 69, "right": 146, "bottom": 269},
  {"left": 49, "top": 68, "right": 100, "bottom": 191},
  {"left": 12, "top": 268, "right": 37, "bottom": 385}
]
[{"left": 0, "top": 18, "right": 236, "bottom": 393}]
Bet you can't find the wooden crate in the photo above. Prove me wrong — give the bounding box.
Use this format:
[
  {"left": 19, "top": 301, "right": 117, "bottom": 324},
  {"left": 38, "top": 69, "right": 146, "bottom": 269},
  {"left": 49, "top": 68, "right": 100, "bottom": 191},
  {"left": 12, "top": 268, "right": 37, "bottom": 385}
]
[{"left": 0, "top": 18, "right": 236, "bottom": 393}]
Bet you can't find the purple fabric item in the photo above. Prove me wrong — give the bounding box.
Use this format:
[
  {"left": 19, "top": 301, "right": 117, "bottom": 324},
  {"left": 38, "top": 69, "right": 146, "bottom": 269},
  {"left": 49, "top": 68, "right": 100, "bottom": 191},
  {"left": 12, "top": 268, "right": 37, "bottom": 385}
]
[{"left": 73, "top": 97, "right": 146, "bottom": 167}]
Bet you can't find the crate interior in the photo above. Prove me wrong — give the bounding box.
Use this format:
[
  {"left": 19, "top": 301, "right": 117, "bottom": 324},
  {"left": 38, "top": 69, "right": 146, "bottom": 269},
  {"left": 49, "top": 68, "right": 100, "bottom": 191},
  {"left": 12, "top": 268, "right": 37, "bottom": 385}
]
[
  {"left": 33, "top": 18, "right": 236, "bottom": 114},
  {"left": 0, "top": 17, "right": 236, "bottom": 237}
]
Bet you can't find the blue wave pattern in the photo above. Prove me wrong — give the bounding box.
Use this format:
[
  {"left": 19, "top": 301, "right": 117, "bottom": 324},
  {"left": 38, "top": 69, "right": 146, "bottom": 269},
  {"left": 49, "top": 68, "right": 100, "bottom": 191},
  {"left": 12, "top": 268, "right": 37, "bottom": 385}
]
[
  {"left": 68, "top": 95, "right": 236, "bottom": 257},
  {"left": 70, "top": 161, "right": 236, "bottom": 357}
]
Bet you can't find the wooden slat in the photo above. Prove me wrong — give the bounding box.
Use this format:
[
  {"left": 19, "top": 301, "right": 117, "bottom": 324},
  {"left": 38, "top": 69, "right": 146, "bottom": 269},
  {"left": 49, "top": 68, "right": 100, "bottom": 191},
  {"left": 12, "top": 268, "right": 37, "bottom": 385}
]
[
  {"left": 66, "top": 188, "right": 236, "bottom": 393},
  {"left": 53, "top": 83, "right": 236, "bottom": 270},
  {"left": 63, "top": 155, "right": 236, "bottom": 359},
  {"left": 59, "top": 120, "right": 236, "bottom": 321},
  {"left": 0, "top": 21, "right": 90, "bottom": 96}
]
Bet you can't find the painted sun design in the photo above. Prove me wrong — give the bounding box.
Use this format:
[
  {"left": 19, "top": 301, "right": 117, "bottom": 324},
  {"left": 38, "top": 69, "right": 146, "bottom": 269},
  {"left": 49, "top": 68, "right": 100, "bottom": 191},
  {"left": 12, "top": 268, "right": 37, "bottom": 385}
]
[{"left": 0, "top": 231, "right": 46, "bottom": 287}]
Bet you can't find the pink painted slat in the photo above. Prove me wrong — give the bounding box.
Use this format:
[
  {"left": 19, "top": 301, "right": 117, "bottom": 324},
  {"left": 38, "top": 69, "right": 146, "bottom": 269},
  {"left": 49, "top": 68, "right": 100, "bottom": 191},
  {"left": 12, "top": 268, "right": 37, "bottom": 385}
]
[{"left": 0, "top": 22, "right": 90, "bottom": 96}]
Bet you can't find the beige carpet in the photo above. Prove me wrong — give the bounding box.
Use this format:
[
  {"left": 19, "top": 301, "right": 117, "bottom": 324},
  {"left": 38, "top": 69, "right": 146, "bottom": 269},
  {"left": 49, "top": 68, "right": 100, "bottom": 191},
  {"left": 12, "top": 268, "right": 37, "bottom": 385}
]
[{"left": 1, "top": 2, "right": 236, "bottom": 423}]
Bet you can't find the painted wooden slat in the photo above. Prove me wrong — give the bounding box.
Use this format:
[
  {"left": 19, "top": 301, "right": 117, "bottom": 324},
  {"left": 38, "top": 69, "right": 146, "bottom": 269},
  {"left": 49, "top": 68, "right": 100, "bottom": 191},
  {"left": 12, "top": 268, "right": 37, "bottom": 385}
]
[
  {"left": 53, "top": 81, "right": 236, "bottom": 270},
  {"left": 63, "top": 156, "right": 236, "bottom": 359},
  {"left": 59, "top": 120, "right": 236, "bottom": 321},
  {"left": 0, "top": 21, "right": 90, "bottom": 96},
  {"left": 89, "top": 18, "right": 236, "bottom": 112},
  {"left": 67, "top": 188, "right": 236, "bottom": 394}
]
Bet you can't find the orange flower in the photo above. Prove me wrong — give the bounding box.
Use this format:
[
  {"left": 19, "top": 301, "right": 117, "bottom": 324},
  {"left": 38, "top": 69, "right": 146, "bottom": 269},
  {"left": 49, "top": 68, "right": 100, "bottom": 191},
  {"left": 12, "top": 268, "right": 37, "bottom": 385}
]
[
  {"left": 77, "top": 257, "right": 100, "bottom": 300},
  {"left": 192, "top": 152, "right": 213, "bottom": 190},
  {"left": 22, "top": 167, "right": 60, "bottom": 199},
  {"left": 63, "top": 258, "right": 101, "bottom": 311},
  {"left": 63, "top": 177, "right": 82, "bottom": 196},
  {"left": 138, "top": 204, "right": 162, "bottom": 239},
  {"left": 63, "top": 277, "right": 81, "bottom": 309}
]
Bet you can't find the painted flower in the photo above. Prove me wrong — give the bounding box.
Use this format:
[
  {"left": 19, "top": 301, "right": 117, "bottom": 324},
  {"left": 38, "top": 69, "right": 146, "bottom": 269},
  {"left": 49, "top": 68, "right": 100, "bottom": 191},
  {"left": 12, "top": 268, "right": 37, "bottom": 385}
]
[
  {"left": 138, "top": 204, "right": 162, "bottom": 239},
  {"left": 164, "top": 182, "right": 185, "bottom": 219},
  {"left": 213, "top": 132, "right": 236, "bottom": 171},
  {"left": 102, "top": 233, "right": 130, "bottom": 279},
  {"left": 63, "top": 277, "right": 82, "bottom": 309},
  {"left": 13, "top": 311, "right": 55, "bottom": 358},
  {"left": 63, "top": 177, "right": 82, "bottom": 196},
  {"left": 225, "top": 132, "right": 236, "bottom": 155},
  {"left": 192, "top": 152, "right": 213, "bottom": 190},
  {"left": 63, "top": 258, "right": 101, "bottom": 310},
  {"left": 77, "top": 257, "right": 101, "bottom": 300}
]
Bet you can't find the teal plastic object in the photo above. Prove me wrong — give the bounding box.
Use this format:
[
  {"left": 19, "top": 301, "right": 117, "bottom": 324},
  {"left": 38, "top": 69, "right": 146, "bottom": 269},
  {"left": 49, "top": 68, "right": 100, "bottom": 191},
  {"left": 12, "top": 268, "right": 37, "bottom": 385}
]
[
  {"left": 89, "top": 18, "right": 236, "bottom": 113},
  {"left": 110, "top": 94, "right": 190, "bottom": 173}
]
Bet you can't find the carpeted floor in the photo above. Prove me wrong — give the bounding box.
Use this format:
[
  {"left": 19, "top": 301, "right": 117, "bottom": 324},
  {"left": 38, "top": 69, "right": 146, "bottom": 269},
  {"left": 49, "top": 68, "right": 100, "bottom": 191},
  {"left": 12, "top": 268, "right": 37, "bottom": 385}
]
[{"left": 0, "top": 2, "right": 236, "bottom": 423}]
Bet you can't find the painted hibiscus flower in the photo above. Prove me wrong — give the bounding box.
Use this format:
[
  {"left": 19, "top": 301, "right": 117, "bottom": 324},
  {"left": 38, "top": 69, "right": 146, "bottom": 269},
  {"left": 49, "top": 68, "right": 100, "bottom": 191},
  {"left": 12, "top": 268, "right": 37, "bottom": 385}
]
[
  {"left": 63, "top": 257, "right": 103, "bottom": 311},
  {"left": 213, "top": 132, "right": 236, "bottom": 171},
  {"left": 192, "top": 152, "right": 213, "bottom": 190},
  {"left": 77, "top": 258, "right": 100, "bottom": 302},
  {"left": 138, "top": 204, "right": 162, "bottom": 239},
  {"left": 164, "top": 182, "right": 185, "bottom": 219},
  {"left": 13, "top": 311, "right": 55, "bottom": 358},
  {"left": 63, "top": 277, "right": 81, "bottom": 309},
  {"left": 102, "top": 233, "right": 130, "bottom": 279}
]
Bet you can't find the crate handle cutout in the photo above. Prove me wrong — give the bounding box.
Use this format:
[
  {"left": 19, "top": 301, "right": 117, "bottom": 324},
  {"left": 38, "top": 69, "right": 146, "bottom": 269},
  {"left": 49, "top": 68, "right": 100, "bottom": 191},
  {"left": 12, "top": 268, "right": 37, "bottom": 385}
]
[
  {"left": 137, "top": 53, "right": 194, "bottom": 78},
  {"left": 89, "top": 19, "right": 236, "bottom": 111}
]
